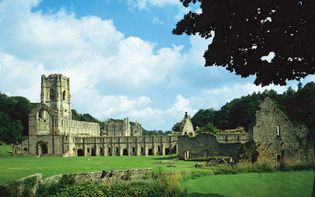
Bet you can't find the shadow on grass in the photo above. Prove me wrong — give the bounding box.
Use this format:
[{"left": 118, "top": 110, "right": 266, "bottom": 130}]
[
  {"left": 151, "top": 156, "right": 177, "bottom": 160},
  {"left": 188, "top": 192, "right": 225, "bottom": 197}
]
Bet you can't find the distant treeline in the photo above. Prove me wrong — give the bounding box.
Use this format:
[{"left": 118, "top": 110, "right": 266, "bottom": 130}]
[
  {"left": 0, "top": 92, "right": 164, "bottom": 144},
  {"left": 0, "top": 93, "right": 104, "bottom": 144},
  {"left": 173, "top": 82, "right": 315, "bottom": 134}
]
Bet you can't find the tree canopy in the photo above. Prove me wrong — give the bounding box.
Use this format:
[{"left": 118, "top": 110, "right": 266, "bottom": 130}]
[
  {"left": 182, "top": 82, "right": 315, "bottom": 132},
  {"left": 173, "top": 0, "right": 315, "bottom": 86}
]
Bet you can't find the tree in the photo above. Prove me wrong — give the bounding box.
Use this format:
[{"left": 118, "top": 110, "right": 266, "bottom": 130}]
[
  {"left": 173, "top": 0, "right": 315, "bottom": 86},
  {"left": 191, "top": 109, "right": 215, "bottom": 130},
  {"left": 0, "top": 112, "right": 23, "bottom": 144},
  {"left": 196, "top": 122, "right": 219, "bottom": 135},
  {"left": 172, "top": 122, "right": 181, "bottom": 132}
]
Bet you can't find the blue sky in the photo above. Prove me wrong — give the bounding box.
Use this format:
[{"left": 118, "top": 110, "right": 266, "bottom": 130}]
[{"left": 0, "top": 0, "right": 314, "bottom": 131}]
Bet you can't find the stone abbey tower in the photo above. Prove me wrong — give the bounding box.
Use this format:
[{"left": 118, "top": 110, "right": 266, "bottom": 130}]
[{"left": 41, "top": 74, "right": 71, "bottom": 119}]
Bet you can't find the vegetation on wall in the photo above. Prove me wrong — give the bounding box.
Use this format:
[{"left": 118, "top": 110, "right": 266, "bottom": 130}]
[{"left": 71, "top": 109, "right": 101, "bottom": 124}]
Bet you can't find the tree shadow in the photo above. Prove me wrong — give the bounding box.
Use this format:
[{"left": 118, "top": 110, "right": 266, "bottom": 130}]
[
  {"left": 151, "top": 156, "right": 177, "bottom": 160},
  {"left": 187, "top": 192, "right": 225, "bottom": 197}
]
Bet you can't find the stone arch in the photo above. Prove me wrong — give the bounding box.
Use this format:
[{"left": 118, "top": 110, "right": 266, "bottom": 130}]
[
  {"left": 141, "top": 147, "right": 144, "bottom": 155},
  {"left": 148, "top": 148, "right": 153, "bottom": 156},
  {"left": 165, "top": 148, "right": 170, "bottom": 155},
  {"left": 37, "top": 141, "right": 48, "bottom": 156},
  {"left": 123, "top": 148, "right": 128, "bottom": 156},
  {"left": 77, "top": 149, "right": 84, "bottom": 156},
  {"left": 132, "top": 147, "right": 136, "bottom": 155},
  {"left": 91, "top": 147, "right": 96, "bottom": 156}
]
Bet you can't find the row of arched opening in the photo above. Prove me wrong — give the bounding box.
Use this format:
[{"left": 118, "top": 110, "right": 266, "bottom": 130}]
[{"left": 76, "top": 146, "right": 175, "bottom": 157}]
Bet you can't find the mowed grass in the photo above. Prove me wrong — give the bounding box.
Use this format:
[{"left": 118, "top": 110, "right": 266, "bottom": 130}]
[
  {"left": 0, "top": 145, "right": 196, "bottom": 184},
  {"left": 1, "top": 145, "right": 314, "bottom": 197},
  {"left": 182, "top": 171, "right": 314, "bottom": 197}
]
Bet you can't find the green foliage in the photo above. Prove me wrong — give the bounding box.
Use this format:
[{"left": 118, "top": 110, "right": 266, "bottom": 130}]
[
  {"left": 190, "top": 82, "right": 315, "bottom": 133},
  {"left": 71, "top": 109, "right": 100, "bottom": 123},
  {"left": 142, "top": 129, "right": 169, "bottom": 135},
  {"left": 196, "top": 122, "right": 219, "bottom": 135},
  {"left": 0, "top": 93, "right": 34, "bottom": 143},
  {"left": 0, "top": 112, "right": 23, "bottom": 144},
  {"left": 36, "top": 174, "right": 76, "bottom": 197},
  {"left": 172, "top": 122, "right": 181, "bottom": 132},
  {"left": 54, "top": 180, "right": 186, "bottom": 197},
  {"left": 191, "top": 109, "right": 215, "bottom": 130},
  {"left": 174, "top": 0, "right": 315, "bottom": 86}
]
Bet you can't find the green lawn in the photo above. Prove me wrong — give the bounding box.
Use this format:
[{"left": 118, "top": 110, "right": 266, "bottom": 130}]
[
  {"left": 1, "top": 145, "right": 314, "bottom": 197},
  {"left": 0, "top": 145, "right": 196, "bottom": 184},
  {"left": 182, "top": 171, "right": 314, "bottom": 197}
]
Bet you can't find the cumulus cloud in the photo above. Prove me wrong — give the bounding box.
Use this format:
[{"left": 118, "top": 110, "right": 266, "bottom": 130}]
[{"left": 191, "top": 83, "right": 288, "bottom": 110}]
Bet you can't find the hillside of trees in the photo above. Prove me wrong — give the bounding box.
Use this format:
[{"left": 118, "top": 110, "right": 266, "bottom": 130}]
[
  {"left": 0, "top": 93, "right": 102, "bottom": 144},
  {"left": 175, "top": 82, "right": 315, "bottom": 134}
]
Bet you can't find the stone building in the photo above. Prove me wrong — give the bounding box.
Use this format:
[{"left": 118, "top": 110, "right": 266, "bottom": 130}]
[
  {"left": 179, "top": 112, "right": 195, "bottom": 137},
  {"left": 177, "top": 97, "right": 313, "bottom": 162},
  {"left": 103, "top": 118, "right": 142, "bottom": 137},
  {"left": 252, "top": 97, "right": 313, "bottom": 163},
  {"left": 13, "top": 74, "right": 177, "bottom": 157}
]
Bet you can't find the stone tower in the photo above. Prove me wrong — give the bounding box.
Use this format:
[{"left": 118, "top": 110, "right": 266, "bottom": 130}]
[
  {"left": 41, "top": 74, "right": 71, "bottom": 119},
  {"left": 180, "top": 112, "right": 195, "bottom": 137}
]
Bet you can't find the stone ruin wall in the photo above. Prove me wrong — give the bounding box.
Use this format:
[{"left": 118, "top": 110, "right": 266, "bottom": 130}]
[
  {"left": 177, "top": 133, "right": 247, "bottom": 160},
  {"left": 253, "top": 97, "right": 314, "bottom": 163}
]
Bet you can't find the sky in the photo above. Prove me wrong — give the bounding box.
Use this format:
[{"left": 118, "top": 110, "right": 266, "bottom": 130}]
[{"left": 0, "top": 0, "right": 314, "bottom": 131}]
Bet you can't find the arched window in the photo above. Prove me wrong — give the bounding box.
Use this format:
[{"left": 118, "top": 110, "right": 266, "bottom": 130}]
[
  {"left": 50, "top": 88, "right": 56, "bottom": 100},
  {"left": 62, "top": 90, "right": 66, "bottom": 100}
]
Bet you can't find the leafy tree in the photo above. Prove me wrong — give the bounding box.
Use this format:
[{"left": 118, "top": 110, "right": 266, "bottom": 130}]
[
  {"left": 0, "top": 112, "right": 23, "bottom": 144},
  {"left": 0, "top": 93, "right": 33, "bottom": 143},
  {"left": 191, "top": 108, "right": 215, "bottom": 129},
  {"left": 171, "top": 122, "right": 181, "bottom": 132},
  {"left": 173, "top": 0, "right": 315, "bottom": 86},
  {"left": 196, "top": 122, "right": 219, "bottom": 135},
  {"left": 71, "top": 109, "right": 100, "bottom": 123}
]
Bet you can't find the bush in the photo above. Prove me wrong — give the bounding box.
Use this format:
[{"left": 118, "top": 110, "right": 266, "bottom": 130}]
[
  {"left": 54, "top": 180, "right": 186, "bottom": 197},
  {"left": 36, "top": 174, "right": 76, "bottom": 197}
]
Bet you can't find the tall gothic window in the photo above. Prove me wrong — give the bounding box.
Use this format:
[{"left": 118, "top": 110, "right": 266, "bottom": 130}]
[
  {"left": 62, "top": 90, "right": 66, "bottom": 100},
  {"left": 276, "top": 125, "right": 280, "bottom": 137},
  {"left": 50, "top": 88, "right": 56, "bottom": 101}
]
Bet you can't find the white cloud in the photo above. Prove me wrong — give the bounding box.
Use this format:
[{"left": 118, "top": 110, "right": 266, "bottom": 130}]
[
  {"left": 0, "top": 0, "right": 182, "bottom": 90},
  {"left": 192, "top": 83, "right": 288, "bottom": 110},
  {"left": 130, "top": 0, "right": 180, "bottom": 10},
  {"left": 152, "top": 17, "right": 164, "bottom": 25}
]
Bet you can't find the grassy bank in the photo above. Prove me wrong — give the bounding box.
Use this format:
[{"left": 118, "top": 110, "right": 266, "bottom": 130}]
[{"left": 182, "top": 171, "right": 314, "bottom": 197}]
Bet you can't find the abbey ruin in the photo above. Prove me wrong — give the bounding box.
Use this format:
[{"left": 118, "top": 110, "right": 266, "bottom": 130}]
[{"left": 13, "top": 74, "right": 313, "bottom": 164}]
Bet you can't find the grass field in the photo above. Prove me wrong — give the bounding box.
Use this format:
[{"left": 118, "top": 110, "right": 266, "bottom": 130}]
[
  {"left": 182, "top": 171, "right": 314, "bottom": 197},
  {"left": 0, "top": 145, "right": 196, "bottom": 184},
  {"left": 1, "top": 145, "right": 314, "bottom": 197}
]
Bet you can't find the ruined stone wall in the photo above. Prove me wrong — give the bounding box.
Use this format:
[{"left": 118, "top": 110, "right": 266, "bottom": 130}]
[
  {"left": 253, "top": 97, "right": 313, "bottom": 162},
  {"left": 130, "top": 122, "right": 142, "bottom": 136},
  {"left": 177, "top": 133, "right": 243, "bottom": 160},
  {"left": 13, "top": 135, "right": 74, "bottom": 156},
  {"left": 57, "top": 119, "right": 100, "bottom": 136},
  {"left": 104, "top": 119, "right": 131, "bottom": 137}
]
